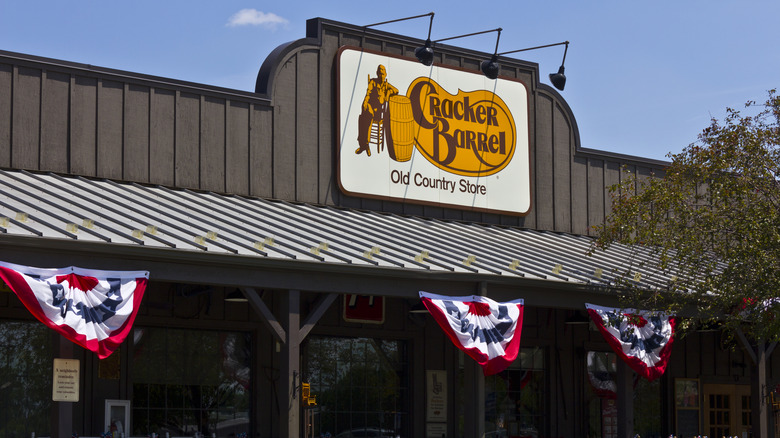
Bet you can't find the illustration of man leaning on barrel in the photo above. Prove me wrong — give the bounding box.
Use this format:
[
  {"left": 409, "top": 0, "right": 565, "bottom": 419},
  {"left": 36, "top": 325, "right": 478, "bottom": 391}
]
[
  {"left": 356, "top": 64, "right": 417, "bottom": 162},
  {"left": 356, "top": 64, "right": 398, "bottom": 157}
]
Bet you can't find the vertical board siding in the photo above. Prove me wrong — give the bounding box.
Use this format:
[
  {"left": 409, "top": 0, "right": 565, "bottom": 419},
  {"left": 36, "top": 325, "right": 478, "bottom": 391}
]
[
  {"left": 124, "top": 84, "right": 150, "bottom": 182},
  {"left": 587, "top": 159, "right": 606, "bottom": 235},
  {"left": 249, "top": 105, "right": 273, "bottom": 198},
  {"left": 12, "top": 67, "right": 41, "bottom": 170},
  {"left": 2, "top": 40, "right": 666, "bottom": 235},
  {"left": 319, "top": 30, "right": 340, "bottom": 206},
  {"left": 273, "top": 54, "right": 297, "bottom": 201},
  {"left": 71, "top": 76, "right": 98, "bottom": 175},
  {"left": 295, "top": 49, "right": 320, "bottom": 203},
  {"left": 40, "top": 71, "right": 69, "bottom": 173},
  {"left": 226, "top": 101, "right": 250, "bottom": 195},
  {"left": 97, "top": 80, "right": 124, "bottom": 180},
  {"left": 150, "top": 88, "right": 175, "bottom": 186},
  {"left": 0, "top": 63, "right": 11, "bottom": 167},
  {"left": 553, "top": 104, "right": 572, "bottom": 232},
  {"left": 535, "top": 94, "right": 554, "bottom": 230},
  {"left": 571, "top": 155, "right": 588, "bottom": 235},
  {"left": 175, "top": 92, "right": 200, "bottom": 188},
  {"left": 200, "top": 96, "right": 226, "bottom": 192}
]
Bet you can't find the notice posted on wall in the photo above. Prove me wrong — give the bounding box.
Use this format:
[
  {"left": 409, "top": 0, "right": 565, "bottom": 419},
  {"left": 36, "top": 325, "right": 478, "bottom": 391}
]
[{"left": 52, "top": 358, "right": 80, "bottom": 402}]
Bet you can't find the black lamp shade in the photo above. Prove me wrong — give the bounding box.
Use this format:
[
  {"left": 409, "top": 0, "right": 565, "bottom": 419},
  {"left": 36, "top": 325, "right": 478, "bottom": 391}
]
[
  {"left": 480, "top": 57, "right": 500, "bottom": 80},
  {"left": 225, "top": 289, "right": 248, "bottom": 302},
  {"left": 549, "top": 65, "right": 566, "bottom": 91},
  {"left": 415, "top": 42, "right": 434, "bottom": 66}
]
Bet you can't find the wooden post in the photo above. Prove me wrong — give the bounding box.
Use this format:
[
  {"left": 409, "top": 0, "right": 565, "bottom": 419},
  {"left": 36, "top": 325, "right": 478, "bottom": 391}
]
[
  {"left": 280, "top": 289, "right": 301, "bottom": 438},
  {"left": 737, "top": 330, "right": 777, "bottom": 438},
  {"left": 616, "top": 359, "right": 634, "bottom": 438},
  {"left": 464, "top": 360, "right": 485, "bottom": 438},
  {"left": 55, "top": 336, "right": 74, "bottom": 438},
  {"left": 751, "top": 341, "right": 769, "bottom": 438},
  {"left": 463, "top": 282, "right": 488, "bottom": 438}
]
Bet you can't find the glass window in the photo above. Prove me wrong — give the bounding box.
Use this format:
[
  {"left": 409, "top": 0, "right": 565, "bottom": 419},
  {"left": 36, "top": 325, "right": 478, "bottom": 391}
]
[
  {"left": 0, "top": 321, "right": 53, "bottom": 438},
  {"left": 304, "top": 336, "right": 409, "bottom": 438},
  {"left": 484, "top": 347, "right": 546, "bottom": 438},
  {"left": 131, "top": 327, "right": 251, "bottom": 437},
  {"left": 585, "top": 351, "right": 661, "bottom": 438}
]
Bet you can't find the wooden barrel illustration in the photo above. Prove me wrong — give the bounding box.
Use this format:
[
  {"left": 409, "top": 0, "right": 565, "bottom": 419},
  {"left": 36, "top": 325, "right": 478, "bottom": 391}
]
[{"left": 386, "top": 95, "right": 415, "bottom": 162}]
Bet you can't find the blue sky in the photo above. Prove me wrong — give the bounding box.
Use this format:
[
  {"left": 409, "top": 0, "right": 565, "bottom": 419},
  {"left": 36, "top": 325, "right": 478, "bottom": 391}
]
[{"left": 1, "top": 1, "right": 777, "bottom": 161}]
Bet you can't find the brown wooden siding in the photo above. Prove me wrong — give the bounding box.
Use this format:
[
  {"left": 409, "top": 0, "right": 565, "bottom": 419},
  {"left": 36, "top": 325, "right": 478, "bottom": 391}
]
[
  {"left": 1, "top": 23, "right": 668, "bottom": 236},
  {"left": 0, "top": 55, "right": 274, "bottom": 200}
]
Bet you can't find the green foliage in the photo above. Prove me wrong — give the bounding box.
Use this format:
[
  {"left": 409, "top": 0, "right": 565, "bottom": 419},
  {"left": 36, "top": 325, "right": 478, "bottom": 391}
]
[{"left": 592, "top": 90, "right": 780, "bottom": 341}]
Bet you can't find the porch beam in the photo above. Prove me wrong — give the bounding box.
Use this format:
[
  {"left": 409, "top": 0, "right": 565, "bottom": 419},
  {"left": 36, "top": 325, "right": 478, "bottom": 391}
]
[
  {"left": 299, "top": 293, "right": 338, "bottom": 341},
  {"left": 242, "top": 287, "right": 286, "bottom": 344}
]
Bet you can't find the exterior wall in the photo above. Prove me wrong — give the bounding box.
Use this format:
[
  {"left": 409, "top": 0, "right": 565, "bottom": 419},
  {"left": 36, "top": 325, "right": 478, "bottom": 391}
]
[
  {"left": 0, "top": 52, "right": 275, "bottom": 199},
  {"left": 0, "top": 18, "right": 669, "bottom": 237}
]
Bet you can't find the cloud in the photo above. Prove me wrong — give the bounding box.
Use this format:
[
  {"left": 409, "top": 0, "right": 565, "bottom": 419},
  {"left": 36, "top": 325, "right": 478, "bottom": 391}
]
[{"left": 227, "top": 9, "right": 288, "bottom": 29}]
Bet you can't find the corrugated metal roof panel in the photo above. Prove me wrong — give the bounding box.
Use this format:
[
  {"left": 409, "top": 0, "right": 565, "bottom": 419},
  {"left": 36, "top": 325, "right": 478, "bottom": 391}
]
[{"left": 0, "top": 169, "right": 673, "bottom": 289}]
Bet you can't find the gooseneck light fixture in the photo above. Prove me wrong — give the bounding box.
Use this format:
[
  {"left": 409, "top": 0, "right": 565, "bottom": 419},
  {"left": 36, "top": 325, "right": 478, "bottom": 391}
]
[
  {"left": 481, "top": 40, "right": 570, "bottom": 90},
  {"left": 363, "top": 14, "right": 569, "bottom": 90},
  {"left": 363, "top": 12, "right": 436, "bottom": 66},
  {"left": 433, "top": 27, "right": 503, "bottom": 69}
]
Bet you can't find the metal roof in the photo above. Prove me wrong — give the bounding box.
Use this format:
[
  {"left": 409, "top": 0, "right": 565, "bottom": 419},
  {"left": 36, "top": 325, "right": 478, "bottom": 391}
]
[{"left": 0, "top": 168, "right": 673, "bottom": 289}]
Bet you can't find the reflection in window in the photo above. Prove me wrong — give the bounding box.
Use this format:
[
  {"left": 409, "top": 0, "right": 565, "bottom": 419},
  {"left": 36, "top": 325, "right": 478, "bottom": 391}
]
[
  {"left": 585, "top": 351, "right": 661, "bottom": 438},
  {"left": 0, "top": 321, "right": 53, "bottom": 438},
  {"left": 131, "top": 328, "right": 251, "bottom": 437},
  {"left": 483, "top": 348, "right": 546, "bottom": 438},
  {"left": 304, "top": 336, "right": 409, "bottom": 438}
]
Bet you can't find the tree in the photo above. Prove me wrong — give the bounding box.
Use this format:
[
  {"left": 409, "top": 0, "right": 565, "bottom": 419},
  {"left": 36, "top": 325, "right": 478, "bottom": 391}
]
[
  {"left": 591, "top": 90, "right": 779, "bottom": 436},
  {"left": 592, "top": 90, "right": 780, "bottom": 340}
]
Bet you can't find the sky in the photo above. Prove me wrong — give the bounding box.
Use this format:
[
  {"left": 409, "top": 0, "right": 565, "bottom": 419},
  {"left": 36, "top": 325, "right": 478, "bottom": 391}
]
[{"left": 1, "top": 1, "right": 778, "bottom": 161}]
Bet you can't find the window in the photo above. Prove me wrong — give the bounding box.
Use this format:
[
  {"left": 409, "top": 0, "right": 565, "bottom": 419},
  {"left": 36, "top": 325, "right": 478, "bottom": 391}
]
[
  {"left": 585, "top": 351, "right": 661, "bottom": 438},
  {"left": 484, "top": 347, "right": 546, "bottom": 438},
  {"left": 0, "top": 321, "right": 53, "bottom": 438},
  {"left": 304, "top": 336, "right": 409, "bottom": 438},
  {"left": 131, "top": 328, "right": 251, "bottom": 437}
]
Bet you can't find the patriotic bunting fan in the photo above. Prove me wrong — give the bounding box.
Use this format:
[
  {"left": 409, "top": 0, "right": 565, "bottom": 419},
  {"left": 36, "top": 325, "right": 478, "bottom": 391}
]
[
  {"left": 420, "top": 291, "right": 524, "bottom": 376},
  {"left": 586, "top": 303, "right": 675, "bottom": 381},
  {"left": 0, "top": 261, "right": 149, "bottom": 359}
]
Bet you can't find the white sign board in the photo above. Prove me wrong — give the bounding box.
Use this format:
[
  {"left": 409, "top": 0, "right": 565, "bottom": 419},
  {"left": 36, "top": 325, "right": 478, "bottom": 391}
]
[
  {"left": 426, "top": 370, "right": 447, "bottom": 422},
  {"left": 52, "top": 358, "right": 80, "bottom": 402},
  {"left": 337, "top": 47, "right": 531, "bottom": 215}
]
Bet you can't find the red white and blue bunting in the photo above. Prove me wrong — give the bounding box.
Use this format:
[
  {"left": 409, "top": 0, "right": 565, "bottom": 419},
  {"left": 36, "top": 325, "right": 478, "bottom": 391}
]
[
  {"left": 585, "top": 303, "right": 675, "bottom": 381},
  {"left": 0, "top": 261, "right": 149, "bottom": 359},
  {"left": 420, "top": 291, "right": 524, "bottom": 376}
]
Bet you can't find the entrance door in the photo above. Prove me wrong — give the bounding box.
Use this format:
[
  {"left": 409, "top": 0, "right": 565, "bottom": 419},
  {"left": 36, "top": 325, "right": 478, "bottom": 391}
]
[{"left": 703, "top": 384, "right": 751, "bottom": 438}]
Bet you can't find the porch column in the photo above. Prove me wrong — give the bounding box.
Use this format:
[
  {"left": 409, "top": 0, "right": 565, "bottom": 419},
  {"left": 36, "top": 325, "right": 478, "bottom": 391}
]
[
  {"left": 54, "top": 336, "right": 74, "bottom": 438},
  {"left": 737, "top": 330, "right": 777, "bottom": 438},
  {"left": 464, "top": 360, "right": 485, "bottom": 438},
  {"left": 616, "top": 359, "right": 634, "bottom": 438},
  {"left": 463, "top": 282, "right": 487, "bottom": 438},
  {"left": 280, "top": 289, "right": 301, "bottom": 438},
  {"left": 750, "top": 341, "right": 770, "bottom": 438}
]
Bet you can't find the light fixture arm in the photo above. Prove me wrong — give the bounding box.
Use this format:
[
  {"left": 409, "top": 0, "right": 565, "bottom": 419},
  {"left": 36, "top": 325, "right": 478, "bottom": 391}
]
[
  {"left": 363, "top": 12, "right": 435, "bottom": 30},
  {"left": 496, "top": 40, "right": 569, "bottom": 58},
  {"left": 487, "top": 40, "right": 570, "bottom": 90},
  {"left": 364, "top": 13, "right": 436, "bottom": 66},
  {"left": 434, "top": 27, "right": 502, "bottom": 45}
]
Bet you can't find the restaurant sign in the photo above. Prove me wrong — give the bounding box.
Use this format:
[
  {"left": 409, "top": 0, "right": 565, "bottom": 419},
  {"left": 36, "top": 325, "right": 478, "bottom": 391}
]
[{"left": 337, "top": 47, "right": 531, "bottom": 215}]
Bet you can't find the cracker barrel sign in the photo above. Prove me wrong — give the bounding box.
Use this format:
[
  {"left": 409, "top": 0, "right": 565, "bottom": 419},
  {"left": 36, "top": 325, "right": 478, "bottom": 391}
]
[{"left": 337, "top": 47, "right": 530, "bottom": 215}]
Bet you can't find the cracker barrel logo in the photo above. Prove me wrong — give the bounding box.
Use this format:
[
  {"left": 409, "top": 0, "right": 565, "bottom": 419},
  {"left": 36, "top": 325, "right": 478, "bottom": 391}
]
[
  {"left": 353, "top": 64, "right": 516, "bottom": 178},
  {"left": 407, "top": 77, "right": 516, "bottom": 177}
]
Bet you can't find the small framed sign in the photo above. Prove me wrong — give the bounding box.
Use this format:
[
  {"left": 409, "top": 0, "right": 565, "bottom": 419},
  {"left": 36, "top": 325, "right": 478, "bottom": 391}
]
[
  {"left": 52, "top": 358, "right": 80, "bottom": 402},
  {"left": 343, "top": 294, "right": 385, "bottom": 324},
  {"left": 105, "top": 399, "right": 131, "bottom": 436}
]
